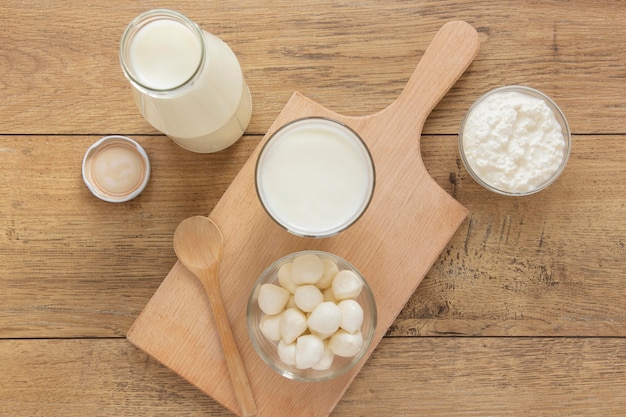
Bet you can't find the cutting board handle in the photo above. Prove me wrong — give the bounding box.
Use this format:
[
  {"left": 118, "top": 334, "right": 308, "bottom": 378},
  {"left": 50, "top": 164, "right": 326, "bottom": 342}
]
[{"left": 378, "top": 21, "right": 480, "bottom": 130}]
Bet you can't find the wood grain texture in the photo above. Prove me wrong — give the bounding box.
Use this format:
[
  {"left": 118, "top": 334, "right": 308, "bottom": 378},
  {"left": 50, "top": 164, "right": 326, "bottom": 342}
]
[
  {"left": 1, "top": 1, "right": 626, "bottom": 135},
  {"left": 0, "top": 134, "right": 259, "bottom": 338},
  {"left": 401, "top": 135, "right": 626, "bottom": 337},
  {"left": 0, "top": 134, "right": 623, "bottom": 338},
  {"left": 1, "top": 0, "right": 625, "bottom": 415},
  {"left": 2, "top": 337, "right": 626, "bottom": 416}
]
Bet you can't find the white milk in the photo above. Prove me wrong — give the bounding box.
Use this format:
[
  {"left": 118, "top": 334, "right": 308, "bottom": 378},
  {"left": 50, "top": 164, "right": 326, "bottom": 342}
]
[
  {"left": 121, "top": 10, "right": 252, "bottom": 153},
  {"left": 256, "top": 118, "right": 375, "bottom": 237},
  {"left": 128, "top": 19, "right": 202, "bottom": 90}
]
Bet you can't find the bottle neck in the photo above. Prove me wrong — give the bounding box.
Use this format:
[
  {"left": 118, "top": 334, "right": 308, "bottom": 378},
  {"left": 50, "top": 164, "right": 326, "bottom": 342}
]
[{"left": 119, "top": 9, "right": 206, "bottom": 97}]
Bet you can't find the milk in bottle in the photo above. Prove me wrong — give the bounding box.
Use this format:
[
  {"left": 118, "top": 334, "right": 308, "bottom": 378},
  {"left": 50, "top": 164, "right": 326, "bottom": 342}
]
[{"left": 120, "top": 9, "right": 252, "bottom": 153}]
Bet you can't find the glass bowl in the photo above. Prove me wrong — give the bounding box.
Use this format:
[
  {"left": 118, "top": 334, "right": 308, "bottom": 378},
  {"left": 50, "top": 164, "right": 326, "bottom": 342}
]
[
  {"left": 247, "top": 250, "right": 377, "bottom": 382},
  {"left": 459, "top": 85, "right": 571, "bottom": 196}
]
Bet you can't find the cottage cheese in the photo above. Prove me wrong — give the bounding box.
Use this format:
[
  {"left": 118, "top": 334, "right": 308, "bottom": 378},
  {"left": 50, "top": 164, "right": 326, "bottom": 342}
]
[{"left": 461, "top": 89, "right": 567, "bottom": 194}]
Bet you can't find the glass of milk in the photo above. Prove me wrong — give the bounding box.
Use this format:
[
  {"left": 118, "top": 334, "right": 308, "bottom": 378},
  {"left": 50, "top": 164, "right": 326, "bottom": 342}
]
[
  {"left": 120, "top": 9, "right": 252, "bottom": 153},
  {"left": 255, "top": 118, "right": 375, "bottom": 238}
]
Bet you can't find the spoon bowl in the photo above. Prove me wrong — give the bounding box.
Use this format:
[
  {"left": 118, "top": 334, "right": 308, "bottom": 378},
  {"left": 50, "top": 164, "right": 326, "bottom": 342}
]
[
  {"left": 173, "top": 216, "right": 257, "bottom": 417},
  {"left": 173, "top": 215, "right": 224, "bottom": 273}
]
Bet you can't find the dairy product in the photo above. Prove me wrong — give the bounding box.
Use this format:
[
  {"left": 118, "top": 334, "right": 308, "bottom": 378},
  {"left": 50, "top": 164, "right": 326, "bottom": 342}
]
[
  {"left": 256, "top": 254, "right": 366, "bottom": 370},
  {"left": 461, "top": 88, "right": 568, "bottom": 194},
  {"left": 128, "top": 19, "right": 201, "bottom": 90},
  {"left": 256, "top": 118, "right": 375, "bottom": 237},
  {"left": 121, "top": 10, "right": 252, "bottom": 153}
]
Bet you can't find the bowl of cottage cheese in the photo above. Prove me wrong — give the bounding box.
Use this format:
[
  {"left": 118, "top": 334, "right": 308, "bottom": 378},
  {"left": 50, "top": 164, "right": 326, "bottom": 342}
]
[{"left": 459, "top": 85, "right": 571, "bottom": 196}]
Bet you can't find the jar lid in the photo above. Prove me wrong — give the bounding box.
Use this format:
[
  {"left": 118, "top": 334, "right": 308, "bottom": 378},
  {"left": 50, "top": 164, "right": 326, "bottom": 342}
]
[{"left": 82, "top": 135, "right": 150, "bottom": 203}]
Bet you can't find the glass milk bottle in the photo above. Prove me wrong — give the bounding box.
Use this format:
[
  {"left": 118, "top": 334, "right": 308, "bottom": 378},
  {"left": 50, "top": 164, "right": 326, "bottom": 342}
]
[{"left": 120, "top": 9, "right": 252, "bottom": 153}]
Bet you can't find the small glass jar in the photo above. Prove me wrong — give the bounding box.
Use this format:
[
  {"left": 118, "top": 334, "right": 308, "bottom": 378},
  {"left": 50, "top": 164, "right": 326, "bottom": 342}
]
[
  {"left": 120, "top": 9, "right": 252, "bottom": 153},
  {"left": 459, "top": 85, "right": 571, "bottom": 196}
]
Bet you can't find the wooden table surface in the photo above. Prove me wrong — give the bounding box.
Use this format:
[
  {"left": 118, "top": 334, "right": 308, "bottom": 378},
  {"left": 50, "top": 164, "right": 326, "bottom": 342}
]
[{"left": 1, "top": 1, "right": 625, "bottom": 416}]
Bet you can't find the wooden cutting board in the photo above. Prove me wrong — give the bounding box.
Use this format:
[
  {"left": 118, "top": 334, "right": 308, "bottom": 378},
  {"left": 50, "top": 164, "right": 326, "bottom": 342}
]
[{"left": 127, "top": 21, "right": 480, "bottom": 417}]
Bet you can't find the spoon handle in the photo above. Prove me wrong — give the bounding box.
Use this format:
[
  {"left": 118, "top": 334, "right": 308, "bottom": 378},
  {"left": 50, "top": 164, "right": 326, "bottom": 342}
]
[{"left": 201, "top": 265, "right": 257, "bottom": 417}]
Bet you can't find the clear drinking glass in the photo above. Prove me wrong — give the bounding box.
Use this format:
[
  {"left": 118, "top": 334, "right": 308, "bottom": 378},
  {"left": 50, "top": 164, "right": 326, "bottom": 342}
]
[
  {"left": 120, "top": 9, "right": 252, "bottom": 153},
  {"left": 255, "top": 117, "right": 376, "bottom": 238}
]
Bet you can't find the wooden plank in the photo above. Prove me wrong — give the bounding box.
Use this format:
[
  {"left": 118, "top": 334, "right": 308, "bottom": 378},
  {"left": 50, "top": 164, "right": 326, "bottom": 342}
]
[
  {"left": 2, "top": 337, "right": 626, "bottom": 416},
  {"left": 1, "top": 1, "right": 626, "bottom": 135},
  {"left": 0, "top": 134, "right": 623, "bottom": 338},
  {"left": 397, "top": 134, "right": 626, "bottom": 337},
  {"left": 0, "top": 134, "right": 258, "bottom": 337}
]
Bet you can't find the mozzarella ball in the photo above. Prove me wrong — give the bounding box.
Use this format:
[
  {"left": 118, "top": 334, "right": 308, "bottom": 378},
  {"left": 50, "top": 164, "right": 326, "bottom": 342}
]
[
  {"left": 280, "top": 308, "right": 307, "bottom": 344},
  {"left": 332, "top": 270, "right": 363, "bottom": 300},
  {"left": 277, "top": 262, "right": 298, "bottom": 294},
  {"left": 310, "top": 329, "right": 335, "bottom": 341},
  {"left": 277, "top": 339, "right": 296, "bottom": 366},
  {"left": 259, "top": 313, "right": 282, "bottom": 342},
  {"left": 312, "top": 342, "right": 335, "bottom": 371},
  {"left": 295, "top": 334, "right": 325, "bottom": 369},
  {"left": 329, "top": 330, "right": 363, "bottom": 357},
  {"left": 286, "top": 295, "right": 297, "bottom": 309},
  {"left": 323, "top": 287, "right": 338, "bottom": 304},
  {"left": 258, "top": 283, "right": 290, "bottom": 315},
  {"left": 294, "top": 284, "right": 323, "bottom": 313},
  {"left": 307, "top": 302, "right": 341, "bottom": 335},
  {"left": 292, "top": 254, "right": 324, "bottom": 285},
  {"left": 338, "top": 299, "right": 364, "bottom": 334},
  {"left": 316, "top": 259, "right": 339, "bottom": 289}
]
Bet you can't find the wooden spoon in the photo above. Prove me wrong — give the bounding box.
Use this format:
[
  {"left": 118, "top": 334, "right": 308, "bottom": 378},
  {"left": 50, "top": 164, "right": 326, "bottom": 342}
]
[{"left": 173, "top": 216, "right": 257, "bottom": 417}]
